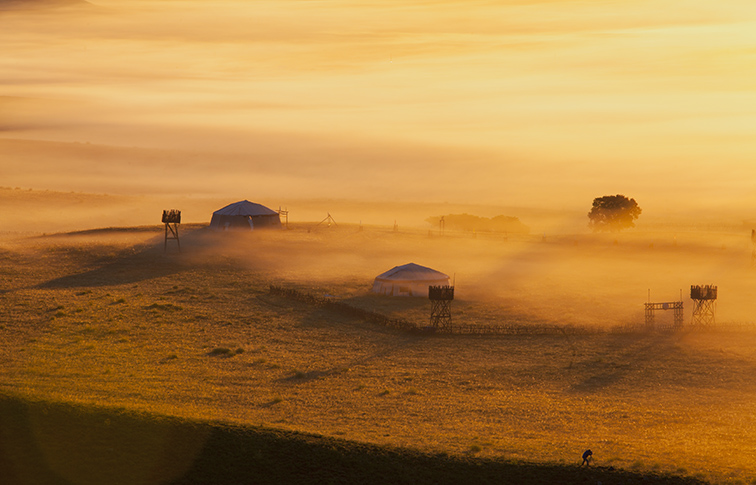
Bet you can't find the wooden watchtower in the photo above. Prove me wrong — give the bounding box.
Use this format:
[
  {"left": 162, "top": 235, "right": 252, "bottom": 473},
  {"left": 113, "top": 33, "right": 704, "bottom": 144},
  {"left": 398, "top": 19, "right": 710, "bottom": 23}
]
[
  {"left": 690, "top": 285, "right": 717, "bottom": 327},
  {"left": 429, "top": 285, "right": 454, "bottom": 329},
  {"left": 162, "top": 209, "right": 181, "bottom": 252}
]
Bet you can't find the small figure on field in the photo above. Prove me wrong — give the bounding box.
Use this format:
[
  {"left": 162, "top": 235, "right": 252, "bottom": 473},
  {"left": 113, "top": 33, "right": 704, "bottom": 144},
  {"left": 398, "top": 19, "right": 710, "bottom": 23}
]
[{"left": 581, "top": 449, "right": 593, "bottom": 466}]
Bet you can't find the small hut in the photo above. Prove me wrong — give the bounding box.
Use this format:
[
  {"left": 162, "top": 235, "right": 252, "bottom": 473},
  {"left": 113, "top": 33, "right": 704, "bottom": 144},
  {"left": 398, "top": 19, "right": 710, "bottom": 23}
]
[
  {"left": 371, "top": 263, "right": 450, "bottom": 297},
  {"left": 209, "top": 200, "right": 281, "bottom": 231}
]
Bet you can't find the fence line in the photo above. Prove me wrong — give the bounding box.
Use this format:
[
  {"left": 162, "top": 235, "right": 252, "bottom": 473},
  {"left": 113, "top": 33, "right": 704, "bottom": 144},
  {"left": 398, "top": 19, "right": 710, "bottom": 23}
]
[
  {"left": 268, "top": 285, "right": 756, "bottom": 336},
  {"left": 269, "top": 285, "right": 595, "bottom": 336}
]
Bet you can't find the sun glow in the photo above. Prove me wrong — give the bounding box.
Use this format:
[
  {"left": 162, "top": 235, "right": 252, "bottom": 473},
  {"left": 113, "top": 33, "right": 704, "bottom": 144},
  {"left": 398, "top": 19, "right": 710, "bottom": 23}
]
[{"left": 2, "top": 0, "right": 756, "bottom": 210}]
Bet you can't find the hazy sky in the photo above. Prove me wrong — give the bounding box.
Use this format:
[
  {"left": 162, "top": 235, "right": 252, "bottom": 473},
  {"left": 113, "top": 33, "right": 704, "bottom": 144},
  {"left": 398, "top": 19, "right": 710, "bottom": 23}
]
[{"left": 2, "top": 0, "right": 756, "bottom": 214}]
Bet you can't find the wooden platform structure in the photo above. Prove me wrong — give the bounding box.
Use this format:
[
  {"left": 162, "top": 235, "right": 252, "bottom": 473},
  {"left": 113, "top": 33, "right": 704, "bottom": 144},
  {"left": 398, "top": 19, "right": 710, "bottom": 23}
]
[
  {"left": 429, "top": 285, "right": 454, "bottom": 329},
  {"left": 644, "top": 300, "right": 684, "bottom": 331},
  {"left": 162, "top": 209, "right": 181, "bottom": 252},
  {"left": 690, "top": 285, "right": 717, "bottom": 327}
]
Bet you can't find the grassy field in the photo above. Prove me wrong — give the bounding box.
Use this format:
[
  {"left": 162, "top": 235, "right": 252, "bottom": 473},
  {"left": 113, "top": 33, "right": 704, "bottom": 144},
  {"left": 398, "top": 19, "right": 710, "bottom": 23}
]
[
  {"left": 0, "top": 393, "right": 707, "bottom": 485},
  {"left": 1, "top": 223, "right": 756, "bottom": 483}
]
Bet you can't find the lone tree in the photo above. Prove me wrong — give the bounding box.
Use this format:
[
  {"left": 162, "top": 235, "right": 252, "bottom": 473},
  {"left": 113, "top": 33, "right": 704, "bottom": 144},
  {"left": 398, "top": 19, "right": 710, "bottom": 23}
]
[{"left": 588, "top": 194, "right": 641, "bottom": 232}]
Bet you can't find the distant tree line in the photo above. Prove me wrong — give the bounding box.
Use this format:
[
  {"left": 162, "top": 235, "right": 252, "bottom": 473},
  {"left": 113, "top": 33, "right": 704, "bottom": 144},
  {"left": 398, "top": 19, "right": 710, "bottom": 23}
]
[{"left": 426, "top": 213, "right": 529, "bottom": 234}]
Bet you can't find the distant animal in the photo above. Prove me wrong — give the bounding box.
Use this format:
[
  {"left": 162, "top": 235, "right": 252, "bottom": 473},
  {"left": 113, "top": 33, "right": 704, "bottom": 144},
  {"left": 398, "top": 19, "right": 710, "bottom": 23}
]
[{"left": 581, "top": 449, "right": 593, "bottom": 466}]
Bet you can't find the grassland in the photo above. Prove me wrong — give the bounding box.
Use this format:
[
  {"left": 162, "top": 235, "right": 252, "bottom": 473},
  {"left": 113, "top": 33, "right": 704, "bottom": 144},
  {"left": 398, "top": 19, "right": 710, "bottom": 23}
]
[{"left": 1, "top": 223, "right": 756, "bottom": 483}]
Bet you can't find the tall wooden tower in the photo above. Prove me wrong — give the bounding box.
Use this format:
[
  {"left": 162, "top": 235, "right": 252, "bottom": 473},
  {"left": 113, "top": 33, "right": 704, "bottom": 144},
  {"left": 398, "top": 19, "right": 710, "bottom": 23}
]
[
  {"left": 162, "top": 209, "right": 181, "bottom": 252},
  {"left": 690, "top": 285, "right": 717, "bottom": 327},
  {"left": 429, "top": 285, "right": 454, "bottom": 329}
]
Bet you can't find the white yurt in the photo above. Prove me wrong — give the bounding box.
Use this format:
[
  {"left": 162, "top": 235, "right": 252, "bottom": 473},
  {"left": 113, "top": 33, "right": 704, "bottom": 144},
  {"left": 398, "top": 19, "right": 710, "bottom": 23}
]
[
  {"left": 209, "top": 200, "right": 282, "bottom": 231},
  {"left": 371, "top": 263, "right": 450, "bottom": 297}
]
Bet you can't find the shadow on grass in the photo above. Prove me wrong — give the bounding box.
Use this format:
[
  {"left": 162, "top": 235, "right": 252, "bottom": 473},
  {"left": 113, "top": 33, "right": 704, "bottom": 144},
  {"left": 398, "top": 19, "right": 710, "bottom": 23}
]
[
  {"left": 0, "top": 393, "right": 709, "bottom": 485},
  {"left": 34, "top": 228, "right": 210, "bottom": 289},
  {"left": 568, "top": 335, "right": 671, "bottom": 393},
  {"left": 278, "top": 335, "right": 424, "bottom": 384}
]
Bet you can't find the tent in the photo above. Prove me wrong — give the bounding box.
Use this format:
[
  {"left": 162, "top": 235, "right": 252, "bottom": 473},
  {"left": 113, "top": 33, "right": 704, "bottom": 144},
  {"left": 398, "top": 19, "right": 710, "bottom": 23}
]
[
  {"left": 209, "top": 200, "right": 282, "bottom": 231},
  {"left": 371, "top": 263, "right": 450, "bottom": 297}
]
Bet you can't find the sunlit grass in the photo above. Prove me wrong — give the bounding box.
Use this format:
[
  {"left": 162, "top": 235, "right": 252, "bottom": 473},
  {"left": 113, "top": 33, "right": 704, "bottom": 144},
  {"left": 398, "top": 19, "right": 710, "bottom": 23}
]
[{"left": 0, "top": 227, "right": 755, "bottom": 483}]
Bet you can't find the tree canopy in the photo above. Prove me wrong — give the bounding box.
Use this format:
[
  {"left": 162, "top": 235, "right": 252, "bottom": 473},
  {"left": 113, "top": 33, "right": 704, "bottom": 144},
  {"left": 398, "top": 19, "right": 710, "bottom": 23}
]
[{"left": 587, "top": 195, "right": 641, "bottom": 232}]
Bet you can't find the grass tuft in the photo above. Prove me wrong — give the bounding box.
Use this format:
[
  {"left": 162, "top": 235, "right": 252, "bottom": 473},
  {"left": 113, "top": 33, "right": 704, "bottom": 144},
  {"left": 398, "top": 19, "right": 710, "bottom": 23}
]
[
  {"left": 208, "top": 347, "right": 232, "bottom": 356},
  {"left": 145, "top": 303, "right": 183, "bottom": 311}
]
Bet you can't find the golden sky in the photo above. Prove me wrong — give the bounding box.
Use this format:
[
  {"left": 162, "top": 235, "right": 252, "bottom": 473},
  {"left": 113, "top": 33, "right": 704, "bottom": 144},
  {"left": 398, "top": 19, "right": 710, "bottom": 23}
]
[{"left": 2, "top": 0, "right": 756, "bottom": 214}]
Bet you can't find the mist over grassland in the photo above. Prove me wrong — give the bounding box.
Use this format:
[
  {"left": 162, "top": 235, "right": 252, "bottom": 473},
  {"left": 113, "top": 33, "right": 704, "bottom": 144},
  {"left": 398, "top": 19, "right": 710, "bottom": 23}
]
[{"left": 0, "top": 225, "right": 755, "bottom": 483}]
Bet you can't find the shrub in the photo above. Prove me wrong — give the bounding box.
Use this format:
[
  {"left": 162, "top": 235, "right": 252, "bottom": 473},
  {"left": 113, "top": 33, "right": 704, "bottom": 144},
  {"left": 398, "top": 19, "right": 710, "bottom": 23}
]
[
  {"left": 145, "top": 303, "right": 183, "bottom": 311},
  {"left": 208, "top": 347, "right": 232, "bottom": 356}
]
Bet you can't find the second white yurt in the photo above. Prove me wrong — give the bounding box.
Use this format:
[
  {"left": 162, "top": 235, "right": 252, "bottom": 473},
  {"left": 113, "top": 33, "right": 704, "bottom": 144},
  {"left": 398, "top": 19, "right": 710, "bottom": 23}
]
[{"left": 371, "top": 263, "right": 450, "bottom": 297}]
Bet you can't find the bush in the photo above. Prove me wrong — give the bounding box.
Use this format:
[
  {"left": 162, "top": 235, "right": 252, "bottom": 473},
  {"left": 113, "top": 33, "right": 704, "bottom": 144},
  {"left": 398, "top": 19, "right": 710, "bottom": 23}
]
[{"left": 208, "top": 347, "right": 232, "bottom": 356}]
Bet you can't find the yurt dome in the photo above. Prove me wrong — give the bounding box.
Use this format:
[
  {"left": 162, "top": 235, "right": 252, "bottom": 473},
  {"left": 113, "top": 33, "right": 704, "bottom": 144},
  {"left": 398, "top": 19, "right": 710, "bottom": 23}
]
[
  {"left": 209, "top": 200, "right": 282, "bottom": 231},
  {"left": 371, "top": 263, "right": 450, "bottom": 297}
]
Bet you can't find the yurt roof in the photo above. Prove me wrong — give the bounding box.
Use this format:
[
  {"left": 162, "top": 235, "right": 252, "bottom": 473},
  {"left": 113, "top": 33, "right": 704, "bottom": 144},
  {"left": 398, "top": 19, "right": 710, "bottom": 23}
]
[
  {"left": 213, "top": 200, "right": 278, "bottom": 217},
  {"left": 374, "top": 263, "right": 449, "bottom": 282}
]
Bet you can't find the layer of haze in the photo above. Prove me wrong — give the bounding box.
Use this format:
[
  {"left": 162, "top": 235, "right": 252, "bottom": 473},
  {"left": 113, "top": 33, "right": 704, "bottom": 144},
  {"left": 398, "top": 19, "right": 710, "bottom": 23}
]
[{"left": 3, "top": 0, "right": 756, "bottom": 222}]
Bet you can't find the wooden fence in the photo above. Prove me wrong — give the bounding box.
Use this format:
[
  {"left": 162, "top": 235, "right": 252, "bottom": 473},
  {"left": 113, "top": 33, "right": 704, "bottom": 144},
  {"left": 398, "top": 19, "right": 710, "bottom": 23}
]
[
  {"left": 268, "top": 285, "right": 756, "bottom": 336},
  {"left": 268, "top": 285, "right": 597, "bottom": 336}
]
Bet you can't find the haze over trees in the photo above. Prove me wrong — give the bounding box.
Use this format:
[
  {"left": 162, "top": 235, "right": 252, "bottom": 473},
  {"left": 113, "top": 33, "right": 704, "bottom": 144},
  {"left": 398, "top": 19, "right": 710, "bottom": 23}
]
[
  {"left": 426, "top": 213, "right": 529, "bottom": 234},
  {"left": 587, "top": 195, "right": 641, "bottom": 232}
]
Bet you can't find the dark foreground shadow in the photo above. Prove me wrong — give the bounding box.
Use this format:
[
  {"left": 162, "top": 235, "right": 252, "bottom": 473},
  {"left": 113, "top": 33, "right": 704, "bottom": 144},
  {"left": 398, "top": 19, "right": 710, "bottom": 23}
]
[{"left": 0, "top": 393, "right": 709, "bottom": 485}]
